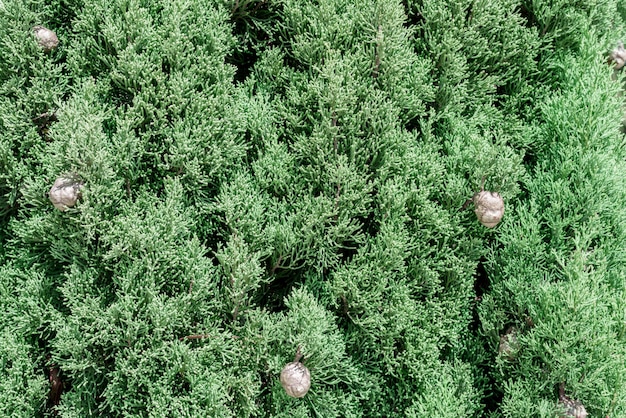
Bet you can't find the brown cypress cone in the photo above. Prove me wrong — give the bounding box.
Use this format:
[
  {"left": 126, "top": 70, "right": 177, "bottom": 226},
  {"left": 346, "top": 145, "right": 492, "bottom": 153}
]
[
  {"left": 33, "top": 26, "right": 59, "bottom": 52},
  {"left": 474, "top": 190, "right": 505, "bottom": 228},
  {"left": 49, "top": 174, "right": 83, "bottom": 211},
  {"left": 280, "top": 361, "right": 311, "bottom": 398},
  {"left": 558, "top": 383, "right": 588, "bottom": 418},
  {"left": 280, "top": 347, "right": 311, "bottom": 398},
  {"left": 610, "top": 42, "right": 626, "bottom": 70}
]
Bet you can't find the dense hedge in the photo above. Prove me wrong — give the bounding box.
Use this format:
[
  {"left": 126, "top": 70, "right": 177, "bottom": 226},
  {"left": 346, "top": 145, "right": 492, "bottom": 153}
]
[{"left": 1, "top": 0, "right": 625, "bottom": 416}]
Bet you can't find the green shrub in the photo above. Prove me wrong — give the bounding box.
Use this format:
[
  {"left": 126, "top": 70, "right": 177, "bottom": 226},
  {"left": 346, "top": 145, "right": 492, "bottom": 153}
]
[{"left": 1, "top": 0, "right": 625, "bottom": 416}]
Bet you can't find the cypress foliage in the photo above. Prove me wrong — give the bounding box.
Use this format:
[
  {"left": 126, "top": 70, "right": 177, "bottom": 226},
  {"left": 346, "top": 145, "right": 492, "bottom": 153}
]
[
  {"left": 1, "top": 0, "right": 625, "bottom": 416},
  {"left": 479, "top": 38, "right": 626, "bottom": 417}
]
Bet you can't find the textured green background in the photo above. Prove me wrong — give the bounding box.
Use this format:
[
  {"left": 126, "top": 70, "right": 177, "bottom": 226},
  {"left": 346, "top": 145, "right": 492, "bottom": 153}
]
[{"left": 1, "top": 0, "right": 625, "bottom": 416}]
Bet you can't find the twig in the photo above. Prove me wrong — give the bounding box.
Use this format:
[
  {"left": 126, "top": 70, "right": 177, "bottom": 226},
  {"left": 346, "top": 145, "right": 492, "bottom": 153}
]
[
  {"left": 47, "top": 361, "right": 63, "bottom": 411},
  {"left": 372, "top": 25, "right": 383, "bottom": 79},
  {"left": 270, "top": 254, "right": 283, "bottom": 275},
  {"left": 232, "top": 303, "right": 240, "bottom": 322},
  {"left": 294, "top": 345, "right": 303, "bottom": 363},
  {"left": 334, "top": 183, "right": 341, "bottom": 221},
  {"left": 179, "top": 333, "right": 239, "bottom": 341},
  {"left": 341, "top": 294, "right": 349, "bottom": 315},
  {"left": 179, "top": 334, "right": 213, "bottom": 341},
  {"left": 252, "top": 0, "right": 267, "bottom": 13},
  {"left": 331, "top": 113, "right": 341, "bottom": 221},
  {"left": 32, "top": 110, "right": 58, "bottom": 122},
  {"left": 331, "top": 113, "right": 338, "bottom": 154},
  {"left": 230, "top": 273, "right": 241, "bottom": 323}
]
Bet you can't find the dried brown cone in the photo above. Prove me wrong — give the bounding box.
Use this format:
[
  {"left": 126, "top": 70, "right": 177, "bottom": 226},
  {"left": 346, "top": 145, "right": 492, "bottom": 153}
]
[
  {"left": 280, "top": 347, "right": 311, "bottom": 398},
  {"left": 610, "top": 42, "right": 626, "bottom": 70},
  {"left": 33, "top": 26, "right": 59, "bottom": 52},
  {"left": 280, "top": 362, "right": 311, "bottom": 398},
  {"left": 498, "top": 326, "right": 519, "bottom": 361},
  {"left": 49, "top": 174, "right": 83, "bottom": 211},
  {"left": 558, "top": 383, "right": 588, "bottom": 418},
  {"left": 474, "top": 190, "right": 505, "bottom": 228}
]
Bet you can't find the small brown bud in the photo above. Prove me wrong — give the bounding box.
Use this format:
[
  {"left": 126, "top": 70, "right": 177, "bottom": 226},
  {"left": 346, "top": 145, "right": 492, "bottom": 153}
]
[
  {"left": 280, "top": 361, "right": 311, "bottom": 398},
  {"left": 474, "top": 190, "right": 505, "bottom": 228},
  {"left": 49, "top": 175, "right": 83, "bottom": 211},
  {"left": 33, "top": 26, "right": 59, "bottom": 52}
]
